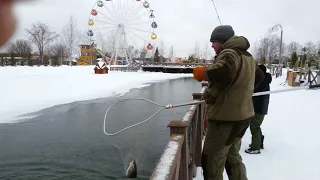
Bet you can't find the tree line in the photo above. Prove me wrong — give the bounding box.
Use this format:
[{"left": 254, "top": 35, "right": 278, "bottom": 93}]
[
  {"left": 253, "top": 34, "right": 320, "bottom": 69},
  {"left": 2, "top": 17, "right": 318, "bottom": 68},
  {"left": 0, "top": 15, "right": 180, "bottom": 66},
  {"left": 1, "top": 16, "right": 80, "bottom": 66}
]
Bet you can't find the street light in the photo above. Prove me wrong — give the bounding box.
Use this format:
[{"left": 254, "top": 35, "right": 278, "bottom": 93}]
[{"left": 268, "top": 24, "right": 283, "bottom": 77}]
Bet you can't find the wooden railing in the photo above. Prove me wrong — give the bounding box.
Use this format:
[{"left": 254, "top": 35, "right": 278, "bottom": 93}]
[
  {"left": 308, "top": 70, "right": 320, "bottom": 86},
  {"left": 150, "top": 82, "right": 208, "bottom": 180}
]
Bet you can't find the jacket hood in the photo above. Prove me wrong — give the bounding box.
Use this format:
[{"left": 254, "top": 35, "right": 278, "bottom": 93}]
[{"left": 223, "top": 36, "right": 250, "bottom": 51}]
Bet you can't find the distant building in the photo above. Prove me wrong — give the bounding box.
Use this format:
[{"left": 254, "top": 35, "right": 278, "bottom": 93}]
[
  {"left": 0, "top": 55, "right": 40, "bottom": 66},
  {"left": 78, "top": 44, "right": 97, "bottom": 65}
]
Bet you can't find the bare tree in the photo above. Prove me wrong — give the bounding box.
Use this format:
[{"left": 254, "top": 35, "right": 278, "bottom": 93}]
[
  {"left": 193, "top": 42, "right": 200, "bottom": 58},
  {"left": 26, "top": 22, "right": 58, "bottom": 64},
  {"left": 168, "top": 46, "right": 175, "bottom": 59},
  {"left": 78, "top": 30, "right": 92, "bottom": 45},
  {"left": 159, "top": 41, "right": 166, "bottom": 57},
  {"left": 304, "top": 41, "right": 317, "bottom": 55},
  {"left": 8, "top": 39, "right": 32, "bottom": 57},
  {"left": 253, "top": 34, "right": 286, "bottom": 65},
  {"left": 254, "top": 37, "right": 269, "bottom": 63},
  {"left": 95, "top": 31, "right": 108, "bottom": 55},
  {"left": 316, "top": 41, "right": 320, "bottom": 53},
  {"left": 134, "top": 49, "right": 139, "bottom": 58},
  {"left": 267, "top": 35, "right": 280, "bottom": 62},
  {"left": 140, "top": 47, "right": 147, "bottom": 64},
  {"left": 150, "top": 46, "right": 156, "bottom": 63},
  {"left": 127, "top": 45, "right": 135, "bottom": 59},
  {"left": 202, "top": 43, "right": 209, "bottom": 60},
  {"left": 95, "top": 31, "right": 117, "bottom": 57},
  {"left": 49, "top": 43, "right": 68, "bottom": 65},
  {"left": 63, "top": 16, "right": 79, "bottom": 65},
  {"left": 287, "top": 41, "right": 301, "bottom": 56}
]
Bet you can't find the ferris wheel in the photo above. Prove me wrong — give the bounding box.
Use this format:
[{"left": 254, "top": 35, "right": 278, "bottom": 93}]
[{"left": 87, "top": 0, "right": 158, "bottom": 65}]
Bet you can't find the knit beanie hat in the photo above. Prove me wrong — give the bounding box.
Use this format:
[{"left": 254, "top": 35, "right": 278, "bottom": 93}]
[{"left": 210, "top": 25, "right": 235, "bottom": 44}]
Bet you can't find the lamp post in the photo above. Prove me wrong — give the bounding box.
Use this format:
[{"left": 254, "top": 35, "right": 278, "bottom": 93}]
[{"left": 268, "top": 24, "right": 283, "bottom": 77}]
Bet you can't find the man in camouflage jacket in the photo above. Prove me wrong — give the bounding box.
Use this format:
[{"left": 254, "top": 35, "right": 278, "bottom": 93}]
[{"left": 201, "top": 25, "right": 264, "bottom": 180}]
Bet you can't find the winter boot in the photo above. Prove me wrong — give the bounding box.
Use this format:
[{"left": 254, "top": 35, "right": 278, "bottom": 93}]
[{"left": 245, "top": 148, "right": 260, "bottom": 154}]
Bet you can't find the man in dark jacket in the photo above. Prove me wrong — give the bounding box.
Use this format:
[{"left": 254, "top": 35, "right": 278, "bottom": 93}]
[
  {"left": 245, "top": 64, "right": 272, "bottom": 154},
  {"left": 195, "top": 25, "right": 265, "bottom": 180}
]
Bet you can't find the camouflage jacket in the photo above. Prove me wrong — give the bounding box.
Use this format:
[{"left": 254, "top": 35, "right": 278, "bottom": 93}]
[{"left": 204, "top": 36, "right": 265, "bottom": 121}]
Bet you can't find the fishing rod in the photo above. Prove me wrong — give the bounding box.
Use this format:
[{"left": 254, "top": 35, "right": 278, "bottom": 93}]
[
  {"left": 103, "top": 84, "right": 320, "bottom": 136},
  {"left": 210, "top": 0, "right": 222, "bottom": 25}
]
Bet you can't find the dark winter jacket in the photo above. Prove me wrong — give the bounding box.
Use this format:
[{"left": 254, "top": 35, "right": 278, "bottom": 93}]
[{"left": 253, "top": 65, "right": 272, "bottom": 115}]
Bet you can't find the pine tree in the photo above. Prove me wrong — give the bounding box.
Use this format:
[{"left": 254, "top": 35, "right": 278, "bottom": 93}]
[
  {"left": 43, "top": 55, "right": 50, "bottom": 66},
  {"left": 290, "top": 52, "right": 298, "bottom": 69},
  {"left": 27, "top": 52, "right": 33, "bottom": 66},
  {"left": 154, "top": 47, "right": 160, "bottom": 62},
  {"left": 10, "top": 53, "right": 15, "bottom": 66},
  {"left": 51, "top": 56, "right": 60, "bottom": 66},
  {"left": 0, "top": 56, "right": 4, "bottom": 66}
]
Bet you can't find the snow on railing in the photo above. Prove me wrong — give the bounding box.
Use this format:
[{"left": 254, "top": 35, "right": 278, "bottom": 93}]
[
  {"left": 150, "top": 82, "right": 208, "bottom": 180},
  {"left": 150, "top": 135, "right": 184, "bottom": 180}
]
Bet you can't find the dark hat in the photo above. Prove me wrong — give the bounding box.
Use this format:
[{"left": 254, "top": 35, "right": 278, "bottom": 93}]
[{"left": 210, "top": 25, "right": 235, "bottom": 44}]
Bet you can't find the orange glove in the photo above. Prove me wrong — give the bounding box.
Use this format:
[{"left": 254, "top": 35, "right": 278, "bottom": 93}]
[{"left": 193, "top": 66, "right": 207, "bottom": 82}]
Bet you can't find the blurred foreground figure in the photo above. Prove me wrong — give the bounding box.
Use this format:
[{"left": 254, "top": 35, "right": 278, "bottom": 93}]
[{"left": 0, "top": 0, "right": 16, "bottom": 47}]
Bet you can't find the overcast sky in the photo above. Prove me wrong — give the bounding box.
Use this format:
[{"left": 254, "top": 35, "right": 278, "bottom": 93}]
[{"left": 1, "top": 0, "right": 319, "bottom": 58}]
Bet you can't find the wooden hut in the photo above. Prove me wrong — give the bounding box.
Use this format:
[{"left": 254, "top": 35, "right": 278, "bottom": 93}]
[{"left": 94, "top": 61, "right": 109, "bottom": 74}]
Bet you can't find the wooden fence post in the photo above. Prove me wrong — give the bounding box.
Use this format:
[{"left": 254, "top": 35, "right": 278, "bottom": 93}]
[
  {"left": 168, "top": 120, "right": 189, "bottom": 180},
  {"left": 192, "top": 93, "right": 203, "bottom": 169}
]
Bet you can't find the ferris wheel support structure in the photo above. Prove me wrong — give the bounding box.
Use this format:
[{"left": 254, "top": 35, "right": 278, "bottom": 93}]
[{"left": 109, "top": 24, "right": 132, "bottom": 67}]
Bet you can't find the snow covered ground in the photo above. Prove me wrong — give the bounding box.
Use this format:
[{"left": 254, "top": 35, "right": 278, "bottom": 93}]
[
  {"left": 194, "top": 73, "right": 320, "bottom": 180},
  {"left": 0, "top": 66, "right": 192, "bottom": 124}
]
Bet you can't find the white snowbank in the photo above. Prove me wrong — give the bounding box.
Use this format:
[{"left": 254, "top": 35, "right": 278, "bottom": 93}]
[
  {"left": 194, "top": 72, "right": 320, "bottom": 180},
  {"left": 152, "top": 135, "right": 183, "bottom": 180},
  {"left": 0, "top": 66, "right": 192, "bottom": 123}
]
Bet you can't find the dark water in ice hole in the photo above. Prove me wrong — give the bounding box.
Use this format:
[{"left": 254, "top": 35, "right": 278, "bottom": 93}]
[{"left": 0, "top": 77, "right": 201, "bottom": 179}]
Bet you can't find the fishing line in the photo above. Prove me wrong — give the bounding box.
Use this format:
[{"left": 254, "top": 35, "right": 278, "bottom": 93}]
[{"left": 103, "top": 85, "right": 320, "bottom": 136}]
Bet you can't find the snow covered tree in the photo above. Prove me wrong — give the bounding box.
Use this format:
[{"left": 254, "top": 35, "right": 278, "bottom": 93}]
[{"left": 63, "top": 16, "right": 79, "bottom": 65}]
